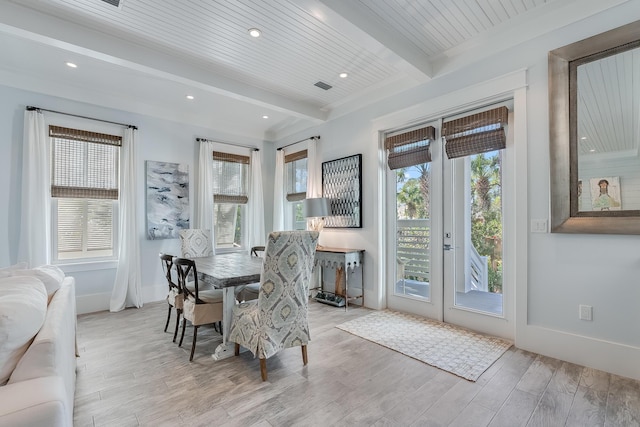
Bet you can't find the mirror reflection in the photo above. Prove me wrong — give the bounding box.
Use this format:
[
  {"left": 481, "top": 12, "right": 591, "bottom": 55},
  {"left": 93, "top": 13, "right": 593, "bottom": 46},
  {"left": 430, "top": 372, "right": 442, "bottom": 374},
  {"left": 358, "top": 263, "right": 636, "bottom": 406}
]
[{"left": 574, "top": 45, "right": 640, "bottom": 213}]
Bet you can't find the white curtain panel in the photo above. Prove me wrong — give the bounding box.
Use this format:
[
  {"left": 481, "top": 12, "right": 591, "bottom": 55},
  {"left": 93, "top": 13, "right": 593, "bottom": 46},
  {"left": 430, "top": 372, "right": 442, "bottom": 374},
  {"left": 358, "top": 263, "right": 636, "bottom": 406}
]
[
  {"left": 110, "top": 127, "right": 142, "bottom": 312},
  {"left": 247, "top": 150, "right": 265, "bottom": 249},
  {"left": 272, "top": 149, "right": 285, "bottom": 231},
  {"left": 18, "top": 109, "right": 50, "bottom": 267},
  {"left": 195, "top": 140, "right": 216, "bottom": 253},
  {"left": 306, "top": 138, "right": 321, "bottom": 198}
]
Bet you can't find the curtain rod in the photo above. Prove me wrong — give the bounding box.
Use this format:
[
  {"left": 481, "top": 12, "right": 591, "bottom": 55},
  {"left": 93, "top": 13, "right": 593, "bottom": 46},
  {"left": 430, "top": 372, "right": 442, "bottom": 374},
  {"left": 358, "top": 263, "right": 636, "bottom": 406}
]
[
  {"left": 196, "top": 137, "right": 259, "bottom": 151},
  {"left": 276, "top": 135, "right": 320, "bottom": 151},
  {"left": 26, "top": 106, "right": 138, "bottom": 130}
]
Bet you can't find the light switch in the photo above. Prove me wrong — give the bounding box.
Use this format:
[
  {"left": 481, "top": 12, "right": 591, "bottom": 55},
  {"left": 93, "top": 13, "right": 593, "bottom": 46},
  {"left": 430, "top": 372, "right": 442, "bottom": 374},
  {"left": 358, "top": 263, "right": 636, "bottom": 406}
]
[{"left": 530, "top": 219, "right": 548, "bottom": 233}]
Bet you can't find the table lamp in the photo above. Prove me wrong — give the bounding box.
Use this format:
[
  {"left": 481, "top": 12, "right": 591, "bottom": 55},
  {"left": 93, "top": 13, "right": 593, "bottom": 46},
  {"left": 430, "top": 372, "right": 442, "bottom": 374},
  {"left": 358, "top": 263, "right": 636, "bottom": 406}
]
[{"left": 302, "top": 197, "right": 331, "bottom": 234}]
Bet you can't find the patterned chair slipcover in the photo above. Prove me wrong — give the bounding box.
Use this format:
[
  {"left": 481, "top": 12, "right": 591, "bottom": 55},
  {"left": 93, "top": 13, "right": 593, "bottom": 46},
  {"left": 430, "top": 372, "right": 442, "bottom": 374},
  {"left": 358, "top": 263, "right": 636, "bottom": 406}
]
[
  {"left": 179, "top": 229, "right": 214, "bottom": 258},
  {"left": 228, "top": 231, "right": 319, "bottom": 381}
]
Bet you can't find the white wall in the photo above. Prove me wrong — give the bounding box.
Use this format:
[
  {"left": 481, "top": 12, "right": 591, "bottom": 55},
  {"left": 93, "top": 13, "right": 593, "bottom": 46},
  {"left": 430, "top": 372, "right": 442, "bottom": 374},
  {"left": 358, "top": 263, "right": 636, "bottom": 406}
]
[{"left": 0, "top": 85, "right": 271, "bottom": 314}]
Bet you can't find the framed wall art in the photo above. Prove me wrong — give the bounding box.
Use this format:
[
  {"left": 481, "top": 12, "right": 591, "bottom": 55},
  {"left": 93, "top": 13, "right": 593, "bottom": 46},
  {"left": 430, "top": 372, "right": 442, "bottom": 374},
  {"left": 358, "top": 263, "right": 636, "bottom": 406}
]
[
  {"left": 322, "top": 153, "right": 362, "bottom": 228},
  {"left": 145, "top": 160, "right": 190, "bottom": 239}
]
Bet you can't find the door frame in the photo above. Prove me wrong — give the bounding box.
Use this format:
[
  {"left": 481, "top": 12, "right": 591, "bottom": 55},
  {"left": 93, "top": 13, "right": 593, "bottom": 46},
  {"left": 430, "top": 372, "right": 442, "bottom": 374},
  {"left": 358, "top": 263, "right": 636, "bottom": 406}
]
[{"left": 375, "top": 71, "right": 528, "bottom": 341}]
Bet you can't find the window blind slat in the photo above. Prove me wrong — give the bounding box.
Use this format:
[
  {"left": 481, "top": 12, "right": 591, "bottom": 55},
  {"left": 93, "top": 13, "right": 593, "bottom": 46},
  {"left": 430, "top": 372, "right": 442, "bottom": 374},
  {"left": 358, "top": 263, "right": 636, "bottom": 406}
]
[
  {"left": 385, "top": 126, "right": 435, "bottom": 170},
  {"left": 50, "top": 126, "right": 120, "bottom": 200},
  {"left": 442, "top": 106, "right": 509, "bottom": 159},
  {"left": 87, "top": 199, "right": 113, "bottom": 251},
  {"left": 57, "top": 199, "right": 83, "bottom": 253},
  {"left": 285, "top": 149, "right": 307, "bottom": 163},
  {"left": 212, "top": 151, "right": 249, "bottom": 203}
]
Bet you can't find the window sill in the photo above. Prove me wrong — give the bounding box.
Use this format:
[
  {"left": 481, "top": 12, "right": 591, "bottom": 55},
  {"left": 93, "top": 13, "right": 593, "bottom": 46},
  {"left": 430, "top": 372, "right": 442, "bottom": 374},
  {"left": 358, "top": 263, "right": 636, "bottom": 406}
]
[{"left": 55, "top": 259, "right": 118, "bottom": 274}]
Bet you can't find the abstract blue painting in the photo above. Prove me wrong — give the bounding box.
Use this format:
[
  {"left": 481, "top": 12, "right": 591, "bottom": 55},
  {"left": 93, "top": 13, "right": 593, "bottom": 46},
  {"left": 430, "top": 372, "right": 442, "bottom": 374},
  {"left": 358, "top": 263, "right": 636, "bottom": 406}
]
[{"left": 145, "top": 161, "right": 189, "bottom": 239}]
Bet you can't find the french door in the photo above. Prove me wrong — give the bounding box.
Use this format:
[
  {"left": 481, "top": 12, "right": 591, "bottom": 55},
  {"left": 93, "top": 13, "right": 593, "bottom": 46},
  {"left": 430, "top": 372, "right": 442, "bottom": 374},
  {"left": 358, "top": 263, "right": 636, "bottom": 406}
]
[{"left": 385, "top": 106, "right": 513, "bottom": 340}]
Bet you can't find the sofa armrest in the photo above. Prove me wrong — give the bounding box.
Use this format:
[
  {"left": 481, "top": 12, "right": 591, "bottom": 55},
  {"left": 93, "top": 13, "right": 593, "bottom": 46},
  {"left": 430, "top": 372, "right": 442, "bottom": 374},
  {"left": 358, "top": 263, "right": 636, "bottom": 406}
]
[{"left": 0, "top": 377, "right": 70, "bottom": 427}]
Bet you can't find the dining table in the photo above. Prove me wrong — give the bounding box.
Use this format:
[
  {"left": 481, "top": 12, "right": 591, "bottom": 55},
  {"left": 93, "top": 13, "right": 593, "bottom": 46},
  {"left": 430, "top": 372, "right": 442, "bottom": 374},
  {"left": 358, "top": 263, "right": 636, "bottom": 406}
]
[{"left": 194, "top": 252, "right": 262, "bottom": 360}]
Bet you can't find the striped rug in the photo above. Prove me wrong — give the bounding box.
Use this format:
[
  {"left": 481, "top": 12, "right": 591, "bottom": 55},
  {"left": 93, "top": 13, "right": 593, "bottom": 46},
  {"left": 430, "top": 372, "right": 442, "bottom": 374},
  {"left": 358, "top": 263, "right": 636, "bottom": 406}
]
[{"left": 336, "top": 309, "right": 512, "bottom": 381}]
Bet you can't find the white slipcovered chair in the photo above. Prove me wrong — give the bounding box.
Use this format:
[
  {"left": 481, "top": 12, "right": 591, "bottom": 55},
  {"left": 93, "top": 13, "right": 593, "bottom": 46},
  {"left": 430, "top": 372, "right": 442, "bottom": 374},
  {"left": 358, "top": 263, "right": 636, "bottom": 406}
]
[
  {"left": 178, "top": 229, "right": 214, "bottom": 258},
  {"left": 228, "top": 231, "right": 319, "bottom": 381}
]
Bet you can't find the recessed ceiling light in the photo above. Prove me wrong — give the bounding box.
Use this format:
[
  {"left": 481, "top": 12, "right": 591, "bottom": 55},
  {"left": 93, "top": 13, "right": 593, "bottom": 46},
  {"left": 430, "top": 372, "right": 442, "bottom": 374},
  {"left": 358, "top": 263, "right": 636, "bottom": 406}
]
[
  {"left": 66, "top": 62, "right": 77, "bottom": 68},
  {"left": 339, "top": 72, "right": 348, "bottom": 78},
  {"left": 581, "top": 136, "right": 587, "bottom": 140},
  {"left": 248, "top": 28, "right": 261, "bottom": 38},
  {"left": 186, "top": 95, "right": 194, "bottom": 100},
  {"left": 589, "top": 149, "right": 596, "bottom": 152},
  {"left": 262, "top": 115, "right": 269, "bottom": 119}
]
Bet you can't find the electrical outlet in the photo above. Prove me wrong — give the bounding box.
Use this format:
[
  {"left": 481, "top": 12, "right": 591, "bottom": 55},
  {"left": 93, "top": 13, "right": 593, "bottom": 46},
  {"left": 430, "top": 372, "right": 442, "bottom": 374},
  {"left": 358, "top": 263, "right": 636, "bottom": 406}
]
[
  {"left": 579, "top": 304, "right": 593, "bottom": 321},
  {"left": 531, "top": 219, "right": 548, "bottom": 233}
]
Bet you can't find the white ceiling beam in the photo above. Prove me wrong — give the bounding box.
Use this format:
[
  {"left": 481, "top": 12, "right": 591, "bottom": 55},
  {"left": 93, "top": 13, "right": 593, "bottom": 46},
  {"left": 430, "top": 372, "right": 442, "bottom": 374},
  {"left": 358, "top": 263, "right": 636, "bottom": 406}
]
[
  {"left": 313, "top": 0, "right": 433, "bottom": 81},
  {"left": 0, "top": 1, "right": 327, "bottom": 123}
]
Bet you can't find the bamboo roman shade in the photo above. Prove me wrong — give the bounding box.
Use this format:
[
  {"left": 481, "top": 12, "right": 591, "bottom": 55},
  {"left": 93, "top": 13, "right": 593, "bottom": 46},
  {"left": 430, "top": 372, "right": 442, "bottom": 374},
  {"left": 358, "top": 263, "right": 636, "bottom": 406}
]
[
  {"left": 385, "top": 126, "right": 435, "bottom": 170},
  {"left": 285, "top": 149, "right": 308, "bottom": 202},
  {"left": 50, "top": 125, "right": 121, "bottom": 199},
  {"left": 442, "top": 106, "right": 509, "bottom": 159},
  {"left": 212, "top": 151, "right": 249, "bottom": 204}
]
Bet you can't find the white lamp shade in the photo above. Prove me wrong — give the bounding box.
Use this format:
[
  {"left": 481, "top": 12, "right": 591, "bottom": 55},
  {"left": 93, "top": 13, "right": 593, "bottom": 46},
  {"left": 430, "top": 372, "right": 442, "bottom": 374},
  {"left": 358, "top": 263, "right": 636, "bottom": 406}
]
[{"left": 302, "top": 198, "right": 331, "bottom": 218}]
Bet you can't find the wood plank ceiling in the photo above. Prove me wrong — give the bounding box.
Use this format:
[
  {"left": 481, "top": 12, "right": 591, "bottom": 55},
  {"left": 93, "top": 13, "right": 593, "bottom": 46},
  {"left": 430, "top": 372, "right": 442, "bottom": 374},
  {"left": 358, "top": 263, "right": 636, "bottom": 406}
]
[{"left": 0, "top": 0, "right": 634, "bottom": 141}]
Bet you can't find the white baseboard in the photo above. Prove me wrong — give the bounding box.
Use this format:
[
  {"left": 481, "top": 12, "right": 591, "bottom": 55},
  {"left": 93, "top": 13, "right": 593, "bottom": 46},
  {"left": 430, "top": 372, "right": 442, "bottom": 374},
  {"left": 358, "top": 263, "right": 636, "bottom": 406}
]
[
  {"left": 76, "top": 284, "right": 166, "bottom": 315},
  {"left": 516, "top": 324, "right": 640, "bottom": 381}
]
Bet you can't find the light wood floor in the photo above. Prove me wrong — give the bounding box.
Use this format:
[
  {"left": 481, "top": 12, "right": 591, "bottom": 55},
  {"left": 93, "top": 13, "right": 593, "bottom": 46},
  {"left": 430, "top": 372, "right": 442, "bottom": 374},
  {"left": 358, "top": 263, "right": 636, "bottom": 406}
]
[{"left": 74, "top": 300, "right": 640, "bottom": 426}]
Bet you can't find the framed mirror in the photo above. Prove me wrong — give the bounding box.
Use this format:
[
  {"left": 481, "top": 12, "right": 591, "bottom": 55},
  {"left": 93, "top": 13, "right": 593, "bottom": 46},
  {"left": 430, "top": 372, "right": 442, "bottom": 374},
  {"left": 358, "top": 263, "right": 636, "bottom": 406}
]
[{"left": 549, "top": 19, "right": 640, "bottom": 234}]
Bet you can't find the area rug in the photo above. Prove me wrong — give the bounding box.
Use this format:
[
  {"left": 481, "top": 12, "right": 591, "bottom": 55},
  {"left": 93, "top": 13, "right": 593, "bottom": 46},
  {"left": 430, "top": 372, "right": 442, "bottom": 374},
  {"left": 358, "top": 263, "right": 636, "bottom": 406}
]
[{"left": 336, "top": 309, "right": 512, "bottom": 381}]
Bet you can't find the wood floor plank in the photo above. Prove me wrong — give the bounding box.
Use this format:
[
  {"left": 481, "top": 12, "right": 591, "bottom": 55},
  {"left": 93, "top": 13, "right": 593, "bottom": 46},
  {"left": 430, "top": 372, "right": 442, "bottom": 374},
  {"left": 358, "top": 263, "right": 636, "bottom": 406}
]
[
  {"left": 488, "top": 389, "right": 539, "bottom": 427},
  {"left": 72, "top": 301, "right": 640, "bottom": 427},
  {"left": 605, "top": 374, "right": 640, "bottom": 426}
]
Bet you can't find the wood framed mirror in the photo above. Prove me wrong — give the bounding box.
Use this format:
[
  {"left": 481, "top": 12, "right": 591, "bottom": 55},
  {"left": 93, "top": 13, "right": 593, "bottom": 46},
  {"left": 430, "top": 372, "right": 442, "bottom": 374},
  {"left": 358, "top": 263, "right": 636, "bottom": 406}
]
[{"left": 549, "top": 19, "right": 640, "bottom": 234}]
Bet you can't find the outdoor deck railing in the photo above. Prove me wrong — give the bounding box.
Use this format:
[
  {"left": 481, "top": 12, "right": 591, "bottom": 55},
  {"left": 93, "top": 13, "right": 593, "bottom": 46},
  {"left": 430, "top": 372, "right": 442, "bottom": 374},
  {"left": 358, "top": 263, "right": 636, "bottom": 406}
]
[
  {"left": 396, "top": 218, "right": 488, "bottom": 292},
  {"left": 397, "top": 219, "right": 430, "bottom": 283}
]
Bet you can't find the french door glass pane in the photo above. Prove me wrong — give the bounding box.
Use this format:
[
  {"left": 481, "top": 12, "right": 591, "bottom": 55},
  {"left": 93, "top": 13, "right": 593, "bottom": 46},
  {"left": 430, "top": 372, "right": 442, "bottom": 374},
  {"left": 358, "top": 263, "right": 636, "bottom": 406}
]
[
  {"left": 395, "top": 163, "right": 431, "bottom": 300},
  {"left": 454, "top": 151, "right": 503, "bottom": 315}
]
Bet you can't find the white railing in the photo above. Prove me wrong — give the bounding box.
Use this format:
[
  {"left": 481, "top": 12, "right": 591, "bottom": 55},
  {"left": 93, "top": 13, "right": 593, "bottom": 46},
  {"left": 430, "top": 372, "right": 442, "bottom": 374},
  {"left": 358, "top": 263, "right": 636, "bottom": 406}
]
[
  {"left": 397, "top": 219, "right": 430, "bottom": 283},
  {"left": 396, "top": 218, "right": 488, "bottom": 292},
  {"left": 467, "top": 244, "right": 488, "bottom": 292}
]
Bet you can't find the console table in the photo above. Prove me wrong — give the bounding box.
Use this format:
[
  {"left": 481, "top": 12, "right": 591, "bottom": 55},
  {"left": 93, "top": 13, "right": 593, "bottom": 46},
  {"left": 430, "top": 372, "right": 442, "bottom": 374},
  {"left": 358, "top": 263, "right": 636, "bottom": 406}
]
[{"left": 314, "top": 247, "right": 364, "bottom": 311}]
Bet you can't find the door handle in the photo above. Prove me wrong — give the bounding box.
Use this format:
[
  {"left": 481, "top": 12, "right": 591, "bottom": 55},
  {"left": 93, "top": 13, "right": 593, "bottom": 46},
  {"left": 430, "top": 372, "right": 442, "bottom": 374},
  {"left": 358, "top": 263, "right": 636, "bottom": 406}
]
[{"left": 443, "top": 244, "right": 454, "bottom": 251}]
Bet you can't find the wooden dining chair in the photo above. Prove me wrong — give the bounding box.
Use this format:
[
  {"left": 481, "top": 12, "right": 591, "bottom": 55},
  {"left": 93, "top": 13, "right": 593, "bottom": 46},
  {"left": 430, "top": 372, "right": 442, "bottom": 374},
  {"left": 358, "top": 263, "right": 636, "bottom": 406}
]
[
  {"left": 160, "top": 253, "right": 183, "bottom": 343},
  {"left": 228, "top": 231, "right": 319, "bottom": 381},
  {"left": 236, "top": 245, "right": 265, "bottom": 302},
  {"left": 173, "top": 257, "right": 224, "bottom": 361}
]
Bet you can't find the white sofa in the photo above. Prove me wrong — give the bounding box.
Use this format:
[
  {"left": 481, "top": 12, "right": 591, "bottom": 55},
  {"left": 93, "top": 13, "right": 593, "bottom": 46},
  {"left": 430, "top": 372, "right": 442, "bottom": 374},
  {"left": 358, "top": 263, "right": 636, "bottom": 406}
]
[{"left": 0, "top": 275, "right": 77, "bottom": 427}]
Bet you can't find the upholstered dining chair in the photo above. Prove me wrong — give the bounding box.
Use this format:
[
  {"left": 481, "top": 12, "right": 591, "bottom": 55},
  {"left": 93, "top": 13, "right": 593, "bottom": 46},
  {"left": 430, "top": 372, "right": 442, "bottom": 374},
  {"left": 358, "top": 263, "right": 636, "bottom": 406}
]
[
  {"left": 178, "top": 229, "right": 214, "bottom": 258},
  {"left": 173, "top": 257, "right": 224, "bottom": 361},
  {"left": 160, "top": 253, "right": 182, "bottom": 343},
  {"left": 228, "top": 230, "right": 319, "bottom": 381},
  {"left": 235, "top": 245, "right": 265, "bottom": 302}
]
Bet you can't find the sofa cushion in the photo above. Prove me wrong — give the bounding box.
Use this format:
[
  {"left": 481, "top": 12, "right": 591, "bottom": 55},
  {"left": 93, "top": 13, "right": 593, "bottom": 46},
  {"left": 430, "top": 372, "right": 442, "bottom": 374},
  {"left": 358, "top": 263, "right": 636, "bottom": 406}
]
[
  {"left": 6, "top": 265, "right": 65, "bottom": 300},
  {"left": 0, "top": 262, "right": 29, "bottom": 278},
  {"left": 0, "top": 276, "right": 48, "bottom": 385}
]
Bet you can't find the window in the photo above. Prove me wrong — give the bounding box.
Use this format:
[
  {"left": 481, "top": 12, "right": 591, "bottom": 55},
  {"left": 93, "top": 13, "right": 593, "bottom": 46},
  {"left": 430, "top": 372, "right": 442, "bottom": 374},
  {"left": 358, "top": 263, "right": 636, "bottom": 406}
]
[
  {"left": 50, "top": 125, "right": 121, "bottom": 261},
  {"left": 212, "top": 151, "right": 249, "bottom": 250},
  {"left": 285, "top": 150, "right": 308, "bottom": 230}
]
